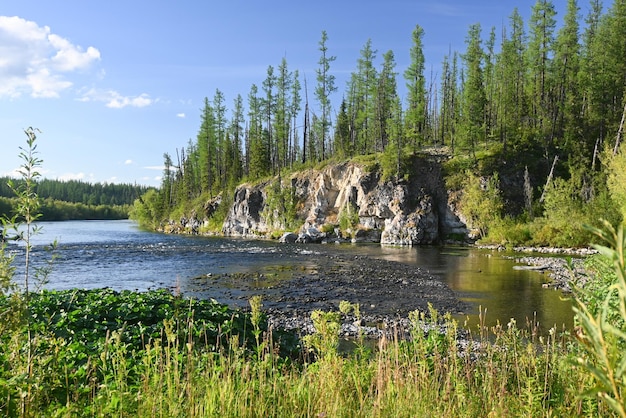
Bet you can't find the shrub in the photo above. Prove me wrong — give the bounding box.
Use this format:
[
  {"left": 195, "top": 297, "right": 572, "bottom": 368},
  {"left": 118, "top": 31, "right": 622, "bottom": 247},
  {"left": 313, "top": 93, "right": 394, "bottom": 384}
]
[
  {"left": 573, "top": 221, "right": 626, "bottom": 416},
  {"left": 458, "top": 171, "right": 503, "bottom": 238}
]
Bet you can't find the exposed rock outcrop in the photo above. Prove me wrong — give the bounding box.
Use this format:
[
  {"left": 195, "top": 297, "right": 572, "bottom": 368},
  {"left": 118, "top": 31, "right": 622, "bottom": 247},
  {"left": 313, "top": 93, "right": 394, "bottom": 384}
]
[{"left": 222, "top": 155, "right": 470, "bottom": 245}]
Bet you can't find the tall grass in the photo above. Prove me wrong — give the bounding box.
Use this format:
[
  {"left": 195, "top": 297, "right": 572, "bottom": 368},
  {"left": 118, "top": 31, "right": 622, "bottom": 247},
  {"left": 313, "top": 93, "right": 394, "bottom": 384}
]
[{"left": 2, "top": 293, "right": 611, "bottom": 417}]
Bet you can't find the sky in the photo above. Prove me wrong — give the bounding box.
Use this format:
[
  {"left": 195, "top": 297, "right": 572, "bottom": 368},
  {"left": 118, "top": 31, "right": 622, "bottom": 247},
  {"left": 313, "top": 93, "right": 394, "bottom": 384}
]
[{"left": 0, "top": 0, "right": 577, "bottom": 187}]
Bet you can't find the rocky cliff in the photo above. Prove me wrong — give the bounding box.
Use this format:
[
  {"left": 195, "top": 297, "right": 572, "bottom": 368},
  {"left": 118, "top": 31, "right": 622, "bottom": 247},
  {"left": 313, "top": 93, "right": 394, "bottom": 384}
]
[{"left": 221, "top": 155, "right": 469, "bottom": 245}]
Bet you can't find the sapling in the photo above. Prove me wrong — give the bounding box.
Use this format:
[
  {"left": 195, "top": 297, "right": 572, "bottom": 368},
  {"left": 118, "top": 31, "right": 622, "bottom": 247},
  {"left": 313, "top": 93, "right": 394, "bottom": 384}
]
[{"left": 1, "top": 127, "right": 57, "bottom": 416}]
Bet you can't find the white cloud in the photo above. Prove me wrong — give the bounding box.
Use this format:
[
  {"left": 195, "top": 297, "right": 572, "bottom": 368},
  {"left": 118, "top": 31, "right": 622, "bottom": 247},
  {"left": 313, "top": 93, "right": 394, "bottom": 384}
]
[
  {"left": 79, "top": 88, "right": 153, "bottom": 108},
  {"left": 0, "top": 16, "right": 101, "bottom": 98},
  {"left": 124, "top": 159, "right": 133, "bottom": 165},
  {"left": 176, "top": 113, "right": 186, "bottom": 118},
  {"left": 56, "top": 172, "right": 87, "bottom": 181},
  {"left": 143, "top": 165, "right": 165, "bottom": 171}
]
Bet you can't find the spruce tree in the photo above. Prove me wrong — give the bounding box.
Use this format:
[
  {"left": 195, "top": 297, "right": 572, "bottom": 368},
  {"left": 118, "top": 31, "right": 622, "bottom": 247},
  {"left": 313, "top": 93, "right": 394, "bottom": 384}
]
[
  {"left": 460, "top": 23, "right": 486, "bottom": 158},
  {"left": 404, "top": 24, "right": 427, "bottom": 152},
  {"left": 314, "top": 30, "right": 337, "bottom": 160}
]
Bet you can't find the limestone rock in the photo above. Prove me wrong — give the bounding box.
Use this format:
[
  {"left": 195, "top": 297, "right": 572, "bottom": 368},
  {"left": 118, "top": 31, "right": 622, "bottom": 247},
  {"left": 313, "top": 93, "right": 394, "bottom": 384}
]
[{"left": 221, "top": 155, "right": 470, "bottom": 245}]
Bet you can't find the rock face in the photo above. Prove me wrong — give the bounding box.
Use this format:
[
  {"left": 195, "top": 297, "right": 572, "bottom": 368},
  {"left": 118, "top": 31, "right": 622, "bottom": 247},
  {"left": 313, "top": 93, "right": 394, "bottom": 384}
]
[{"left": 222, "top": 156, "right": 470, "bottom": 245}]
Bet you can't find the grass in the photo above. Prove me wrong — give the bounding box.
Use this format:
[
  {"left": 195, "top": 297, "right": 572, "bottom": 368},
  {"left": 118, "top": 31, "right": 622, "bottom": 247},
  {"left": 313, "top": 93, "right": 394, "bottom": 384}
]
[{"left": 0, "top": 286, "right": 617, "bottom": 417}]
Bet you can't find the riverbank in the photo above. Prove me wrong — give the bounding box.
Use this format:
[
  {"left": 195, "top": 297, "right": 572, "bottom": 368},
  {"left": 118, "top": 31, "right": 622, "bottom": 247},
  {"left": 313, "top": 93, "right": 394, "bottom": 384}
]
[{"left": 186, "top": 250, "right": 469, "bottom": 340}]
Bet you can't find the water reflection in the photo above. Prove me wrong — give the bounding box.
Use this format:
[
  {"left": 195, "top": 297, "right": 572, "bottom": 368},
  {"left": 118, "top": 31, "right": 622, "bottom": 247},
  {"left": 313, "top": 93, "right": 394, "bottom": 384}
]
[{"left": 337, "top": 244, "right": 574, "bottom": 331}]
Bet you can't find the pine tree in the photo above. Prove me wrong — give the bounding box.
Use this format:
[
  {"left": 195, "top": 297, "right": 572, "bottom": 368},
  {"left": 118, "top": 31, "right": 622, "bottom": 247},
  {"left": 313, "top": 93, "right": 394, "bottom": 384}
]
[
  {"left": 484, "top": 26, "right": 498, "bottom": 143},
  {"left": 289, "top": 69, "right": 302, "bottom": 167},
  {"left": 262, "top": 66, "right": 277, "bottom": 173},
  {"left": 314, "top": 30, "right": 337, "bottom": 160},
  {"left": 229, "top": 94, "right": 245, "bottom": 183},
  {"left": 440, "top": 51, "right": 459, "bottom": 147},
  {"left": 275, "top": 57, "right": 292, "bottom": 172},
  {"left": 460, "top": 23, "right": 486, "bottom": 158},
  {"left": 333, "top": 99, "right": 351, "bottom": 157},
  {"left": 404, "top": 24, "right": 427, "bottom": 152},
  {"left": 552, "top": 0, "right": 581, "bottom": 155},
  {"left": 527, "top": 0, "right": 557, "bottom": 153},
  {"left": 197, "top": 97, "right": 216, "bottom": 196},
  {"left": 348, "top": 39, "right": 377, "bottom": 155},
  {"left": 497, "top": 8, "right": 528, "bottom": 151},
  {"left": 248, "top": 84, "right": 269, "bottom": 179},
  {"left": 375, "top": 49, "right": 399, "bottom": 152},
  {"left": 213, "top": 89, "right": 227, "bottom": 189}
]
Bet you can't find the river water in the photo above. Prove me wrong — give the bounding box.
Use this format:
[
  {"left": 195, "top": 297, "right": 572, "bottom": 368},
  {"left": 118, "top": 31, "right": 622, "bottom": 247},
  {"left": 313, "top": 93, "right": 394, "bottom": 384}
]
[{"left": 9, "top": 220, "right": 575, "bottom": 330}]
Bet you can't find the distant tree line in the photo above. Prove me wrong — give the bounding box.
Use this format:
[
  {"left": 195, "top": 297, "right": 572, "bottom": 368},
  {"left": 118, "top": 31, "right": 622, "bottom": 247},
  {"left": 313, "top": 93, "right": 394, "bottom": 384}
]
[
  {"left": 0, "top": 177, "right": 154, "bottom": 221},
  {"left": 137, "top": 0, "right": 626, "bottom": 244},
  {"left": 0, "top": 177, "right": 153, "bottom": 206}
]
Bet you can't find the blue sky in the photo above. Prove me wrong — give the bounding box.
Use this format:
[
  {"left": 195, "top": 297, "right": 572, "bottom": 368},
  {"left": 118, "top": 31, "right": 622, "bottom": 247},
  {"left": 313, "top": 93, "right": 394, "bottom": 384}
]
[{"left": 1, "top": 0, "right": 574, "bottom": 187}]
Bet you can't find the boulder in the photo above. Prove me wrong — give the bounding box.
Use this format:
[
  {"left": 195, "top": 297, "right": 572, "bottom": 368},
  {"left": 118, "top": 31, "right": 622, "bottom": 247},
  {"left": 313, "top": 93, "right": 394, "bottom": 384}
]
[{"left": 279, "top": 232, "right": 298, "bottom": 243}]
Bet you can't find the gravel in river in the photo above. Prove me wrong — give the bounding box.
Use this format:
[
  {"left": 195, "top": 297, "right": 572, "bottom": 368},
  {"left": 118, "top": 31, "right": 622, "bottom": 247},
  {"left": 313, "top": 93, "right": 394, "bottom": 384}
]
[{"left": 185, "top": 250, "right": 468, "bottom": 339}]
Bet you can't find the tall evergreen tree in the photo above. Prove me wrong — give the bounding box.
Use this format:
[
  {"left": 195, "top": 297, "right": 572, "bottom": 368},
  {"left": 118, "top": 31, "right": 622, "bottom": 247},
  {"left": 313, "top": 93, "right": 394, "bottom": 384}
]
[
  {"left": 484, "top": 26, "right": 498, "bottom": 142},
  {"left": 229, "top": 94, "right": 245, "bottom": 183},
  {"left": 248, "top": 84, "right": 269, "bottom": 179},
  {"left": 404, "top": 24, "right": 427, "bottom": 152},
  {"left": 212, "top": 89, "right": 227, "bottom": 188},
  {"left": 314, "top": 30, "right": 337, "bottom": 161},
  {"left": 289, "top": 69, "right": 302, "bottom": 167},
  {"left": 375, "top": 50, "right": 399, "bottom": 152},
  {"left": 460, "top": 23, "right": 487, "bottom": 158},
  {"left": 440, "top": 51, "right": 460, "bottom": 147},
  {"left": 586, "top": 0, "right": 626, "bottom": 150},
  {"left": 197, "top": 97, "right": 216, "bottom": 196},
  {"left": 497, "top": 8, "right": 528, "bottom": 151},
  {"left": 262, "top": 66, "right": 277, "bottom": 173},
  {"left": 276, "top": 57, "right": 292, "bottom": 171},
  {"left": 527, "top": 0, "right": 557, "bottom": 152},
  {"left": 552, "top": 0, "right": 582, "bottom": 154},
  {"left": 349, "top": 38, "right": 377, "bottom": 154},
  {"left": 333, "top": 99, "right": 351, "bottom": 157}
]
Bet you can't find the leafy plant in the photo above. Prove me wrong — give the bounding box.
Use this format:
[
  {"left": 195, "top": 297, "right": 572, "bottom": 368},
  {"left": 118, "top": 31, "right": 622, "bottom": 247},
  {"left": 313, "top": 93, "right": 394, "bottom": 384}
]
[
  {"left": 302, "top": 309, "right": 341, "bottom": 360},
  {"left": 338, "top": 201, "right": 360, "bottom": 233},
  {"left": 573, "top": 220, "right": 626, "bottom": 416},
  {"left": 458, "top": 171, "right": 503, "bottom": 238}
]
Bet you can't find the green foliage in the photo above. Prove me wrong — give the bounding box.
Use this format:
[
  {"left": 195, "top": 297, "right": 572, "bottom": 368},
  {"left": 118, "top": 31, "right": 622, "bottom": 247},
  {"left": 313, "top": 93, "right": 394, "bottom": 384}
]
[
  {"left": 129, "top": 188, "right": 163, "bottom": 229},
  {"left": 537, "top": 172, "right": 621, "bottom": 248},
  {"left": 484, "top": 216, "right": 532, "bottom": 246},
  {"left": 302, "top": 309, "right": 341, "bottom": 360},
  {"left": 338, "top": 201, "right": 360, "bottom": 232},
  {"left": 262, "top": 179, "right": 300, "bottom": 232},
  {"left": 573, "top": 221, "right": 626, "bottom": 416},
  {"left": 22, "top": 288, "right": 253, "bottom": 352},
  {"left": 607, "top": 146, "right": 626, "bottom": 220},
  {"left": 139, "top": 0, "right": 626, "bottom": 250},
  {"left": 0, "top": 288, "right": 262, "bottom": 415},
  {"left": 458, "top": 171, "right": 503, "bottom": 238},
  {"left": 0, "top": 177, "right": 150, "bottom": 206},
  {"left": 577, "top": 254, "right": 623, "bottom": 332}
]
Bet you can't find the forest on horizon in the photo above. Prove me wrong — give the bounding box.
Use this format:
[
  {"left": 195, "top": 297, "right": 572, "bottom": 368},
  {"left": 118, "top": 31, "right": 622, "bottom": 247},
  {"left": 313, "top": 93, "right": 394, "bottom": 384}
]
[{"left": 0, "top": 177, "right": 153, "bottom": 221}]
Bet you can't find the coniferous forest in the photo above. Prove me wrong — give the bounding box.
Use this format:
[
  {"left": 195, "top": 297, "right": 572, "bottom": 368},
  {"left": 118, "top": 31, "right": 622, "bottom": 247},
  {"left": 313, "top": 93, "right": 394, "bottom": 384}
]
[
  {"left": 134, "top": 0, "right": 626, "bottom": 247},
  {"left": 0, "top": 177, "right": 153, "bottom": 221}
]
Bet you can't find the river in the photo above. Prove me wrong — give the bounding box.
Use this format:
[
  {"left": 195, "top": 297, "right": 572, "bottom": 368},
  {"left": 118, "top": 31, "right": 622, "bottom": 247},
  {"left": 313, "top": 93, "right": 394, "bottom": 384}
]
[{"left": 8, "top": 219, "right": 575, "bottom": 330}]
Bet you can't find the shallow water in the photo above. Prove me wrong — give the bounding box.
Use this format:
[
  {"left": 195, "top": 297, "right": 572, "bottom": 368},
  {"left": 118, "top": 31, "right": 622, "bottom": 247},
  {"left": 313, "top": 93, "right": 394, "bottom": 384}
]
[{"left": 8, "top": 219, "right": 574, "bottom": 330}]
